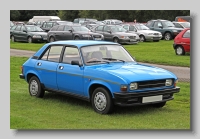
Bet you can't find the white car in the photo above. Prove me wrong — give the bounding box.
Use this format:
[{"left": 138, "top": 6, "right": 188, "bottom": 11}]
[
  {"left": 172, "top": 21, "right": 190, "bottom": 29},
  {"left": 122, "top": 23, "right": 162, "bottom": 42}
]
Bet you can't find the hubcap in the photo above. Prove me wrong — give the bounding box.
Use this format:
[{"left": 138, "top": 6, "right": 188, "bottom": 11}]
[
  {"left": 94, "top": 92, "right": 107, "bottom": 111},
  {"left": 30, "top": 80, "right": 38, "bottom": 96},
  {"left": 177, "top": 47, "right": 183, "bottom": 55},
  {"left": 12, "top": 36, "right": 14, "bottom": 42},
  {"left": 50, "top": 37, "right": 54, "bottom": 42},
  {"left": 140, "top": 36, "right": 144, "bottom": 42},
  {"left": 28, "top": 38, "right": 32, "bottom": 43},
  {"left": 165, "top": 34, "right": 170, "bottom": 40}
]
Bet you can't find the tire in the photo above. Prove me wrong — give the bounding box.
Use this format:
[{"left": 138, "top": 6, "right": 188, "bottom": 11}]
[
  {"left": 11, "top": 35, "right": 15, "bottom": 42},
  {"left": 49, "top": 36, "right": 55, "bottom": 42},
  {"left": 74, "top": 36, "right": 80, "bottom": 40},
  {"left": 175, "top": 45, "right": 185, "bottom": 55},
  {"left": 113, "top": 37, "right": 119, "bottom": 43},
  {"left": 29, "top": 76, "right": 45, "bottom": 98},
  {"left": 91, "top": 87, "right": 113, "bottom": 114},
  {"left": 28, "top": 37, "right": 33, "bottom": 43},
  {"left": 151, "top": 101, "right": 166, "bottom": 108},
  {"left": 139, "top": 35, "right": 145, "bottom": 42},
  {"left": 164, "top": 32, "right": 172, "bottom": 40}
]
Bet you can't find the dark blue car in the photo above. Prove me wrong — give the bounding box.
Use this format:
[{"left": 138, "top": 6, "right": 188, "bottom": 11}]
[{"left": 19, "top": 40, "right": 180, "bottom": 114}]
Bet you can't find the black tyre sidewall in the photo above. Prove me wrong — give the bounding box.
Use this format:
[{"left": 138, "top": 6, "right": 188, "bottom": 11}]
[
  {"left": 91, "top": 87, "right": 113, "bottom": 114},
  {"left": 29, "top": 76, "right": 44, "bottom": 98}
]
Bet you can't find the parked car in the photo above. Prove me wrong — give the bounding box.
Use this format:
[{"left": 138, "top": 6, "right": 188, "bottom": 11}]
[
  {"left": 73, "top": 18, "right": 97, "bottom": 24},
  {"left": 102, "top": 19, "right": 123, "bottom": 25},
  {"left": 92, "top": 24, "right": 139, "bottom": 44},
  {"left": 10, "top": 21, "right": 15, "bottom": 28},
  {"left": 47, "top": 24, "right": 104, "bottom": 42},
  {"left": 40, "top": 21, "right": 73, "bottom": 32},
  {"left": 10, "top": 25, "right": 47, "bottom": 43},
  {"left": 146, "top": 19, "right": 183, "bottom": 40},
  {"left": 35, "top": 21, "right": 45, "bottom": 27},
  {"left": 173, "top": 28, "right": 190, "bottom": 55},
  {"left": 121, "top": 23, "right": 162, "bottom": 42},
  {"left": 19, "top": 40, "right": 180, "bottom": 114},
  {"left": 172, "top": 21, "right": 190, "bottom": 29}
]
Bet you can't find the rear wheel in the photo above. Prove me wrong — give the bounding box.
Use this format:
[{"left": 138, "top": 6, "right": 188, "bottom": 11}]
[
  {"left": 139, "top": 35, "right": 145, "bottom": 42},
  {"left": 29, "top": 76, "right": 45, "bottom": 98},
  {"left": 74, "top": 36, "right": 80, "bottom": 40},
  {"left": 49, "top": 36, "right": 55, "bottom": 42},
  {"left": 175, "top": 45, "right": 185, "bottom": 55},
  {"left": 91, "top": 87, "right": 113, "bottom": 114}
]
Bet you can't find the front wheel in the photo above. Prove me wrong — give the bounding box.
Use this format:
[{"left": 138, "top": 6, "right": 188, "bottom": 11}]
[
  {"left": 113, "top": 37, "right": 119, "bottom": 43},
  {"left": 175, "top": 46, "right": 185, "bottom": 55},
  {"left": 11, "top": 35, "right": 15, "bottom": 42},
  {"left": 164, "top": 32, "right": 172, "bottom": 40},
  {"left": 139, "top": 35, "right": 145, "bottom": 42},
  {"left": 91, "top": 87, "right": 113, "bottom": 114},
  {"left": 49, "top": 36, "right": 55, "bottom": 42},
  {"left": 74, "top": 36, "right": 80, "bottom": 40},
  {"left": 29, "top": 76, "right": 45, "bottom": 98},
  {"left": 28, "top": 37, "right": 33, "bottom": 43}
]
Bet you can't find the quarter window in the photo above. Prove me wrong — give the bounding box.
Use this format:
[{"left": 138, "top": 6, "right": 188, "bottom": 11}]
[
  {"left": 183, "top": 30, "right": 190, "bottom": 38},
  {"left": 96, "top": 26, "right": 103, "bottom": 31},
  {"left": 41, "top": 46, "right": 63, "bottom": 62}
]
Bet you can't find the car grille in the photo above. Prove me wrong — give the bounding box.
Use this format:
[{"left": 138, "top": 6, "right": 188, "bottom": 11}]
[
  {"left": 129, "top": 36, "right": 136, "bottom": 39},
  {"left": 153, "top": 33, "right": 159, "bottom": 35},
  {"left": 137, "top": 79, "right": 173, "bottom": 89}
]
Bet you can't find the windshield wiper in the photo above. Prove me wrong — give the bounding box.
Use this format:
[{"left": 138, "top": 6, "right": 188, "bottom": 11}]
[
  {"left": 102, "top": 58, "right": 125, "bottom": 62},
  {"left": 87, "top": 60, "right": 110, "bottom": 64}
]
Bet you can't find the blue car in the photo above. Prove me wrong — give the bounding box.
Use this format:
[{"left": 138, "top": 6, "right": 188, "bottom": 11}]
[{"left": 19, "top": 40, "right": 180, "bottom": 114}]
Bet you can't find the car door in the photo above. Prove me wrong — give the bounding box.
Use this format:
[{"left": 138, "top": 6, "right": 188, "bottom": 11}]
[
  {"left": 181, "top": 29, "right": 190, "bottom": 52},
  {"left": 35, "top": 45, "right": 63, "bottom": 90},
  {"left": 20, "top": 26, "right": 28, "bottom": 41},
  {"left": 62, "top": 25, "right": 73, "bottom": 40},
  {"left": 56, "top": 46, "right": 84, "bottom": 96},
  {"left": 54, "top": 25, "right": 64, "bottom": 41},
  {"left": 103, "top": 26, "right": 113, "bottom": 41},
  {"left": 13, "top": 25, "right": 22, "bottom": 40},
  {"left": 153, "top": 21, "right": 165, "bottom": 35}
]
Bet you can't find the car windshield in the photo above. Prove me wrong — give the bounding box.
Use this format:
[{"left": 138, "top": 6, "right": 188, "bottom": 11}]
[
  {"left": 163, "top": 21, "right": 175, "bottom": 27},
  {"left": 135, "top": 24, "right": 150, "bottom": 30},
  {"left": 81, "top": 44, "right": 135, "bottom": 65},
  {"left": 72, "top": 26, "right": 90, "bottom": 31},
  {"left": 180, "top": 22, "right": 190, "bottom": 28},
  {"left": 26, "top": 26, "right": 44, "bottom": 32},
  {"left": 111, "top": 25, "right": 127, "bottom": 32},
  {"left": 10, "top": 21, "right": 14, "bottom": 27}
]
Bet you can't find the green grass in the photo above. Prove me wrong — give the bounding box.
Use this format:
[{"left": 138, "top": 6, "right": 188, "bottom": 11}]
[
  {"left": 10, "top": 40, "right": 190, "bottom": 67},
  {"left": 10, "top": 56, "right": 190, "bottom": 129}
]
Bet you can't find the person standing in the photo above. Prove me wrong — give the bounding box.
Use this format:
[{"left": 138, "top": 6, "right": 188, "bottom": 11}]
[{"left": 134, "top": 19, "right": 137, "bottom": 23}]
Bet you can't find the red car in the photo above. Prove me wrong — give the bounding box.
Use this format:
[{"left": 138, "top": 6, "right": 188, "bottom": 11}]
[{"left": 173, "top": 28, "right": 190, "bottom": 55}]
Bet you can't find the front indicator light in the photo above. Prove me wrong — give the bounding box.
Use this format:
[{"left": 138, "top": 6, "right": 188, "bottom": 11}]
[{"left": 120, "top": 85, "right": 127, "bottom": 91}]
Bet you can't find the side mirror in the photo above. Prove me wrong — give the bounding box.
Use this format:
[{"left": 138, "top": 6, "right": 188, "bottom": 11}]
[
  {"left": 68, "top": 29, "right": 73, "bottom": 33},
  {"left": 23, "top": 30, "right": 27, "bottom": 33},
  {"left": 158, "top": 26, "right": 163, "bottom": 29},
  {"left": 71, "top": 60, "right": 82, "bottom": 67},
  {"left": 107, "top": 30, "right": 111, "bottom": 33}
]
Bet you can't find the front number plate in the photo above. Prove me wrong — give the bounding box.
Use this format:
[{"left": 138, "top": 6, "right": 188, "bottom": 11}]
[{"left": 142, "top": 95, "right": 162, "bottom": 103}]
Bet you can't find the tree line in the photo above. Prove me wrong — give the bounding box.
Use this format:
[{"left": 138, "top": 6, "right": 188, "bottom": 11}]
[{"left": 10, "top": 10, "right": 190, "bottom": 22}]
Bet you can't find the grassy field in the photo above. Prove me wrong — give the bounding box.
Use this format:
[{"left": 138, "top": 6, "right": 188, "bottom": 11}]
[
  {"left": 10, "top": 56, "right": 190, "bottom": 129},
  {"left": 10, "top": 40, "right": 190, "bottom": 67}
]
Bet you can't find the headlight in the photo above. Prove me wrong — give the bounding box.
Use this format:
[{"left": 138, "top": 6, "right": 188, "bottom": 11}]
[
  {"left": 32, "top": 35, "right": 42, "bottom": 38},
  {"left": 130, "top": 83, "right": 138, "bottom": 90},
  {"left": 172, "top": 30, "right": 178, "bottom": 32},
  {"left": 120, "top": 36, "right": 129, "bottom": 39},
  {"left": 82, "top": 34, "right": 91, "bottom": 37},
  {"left": 165, "top": 79, "right": 173, "bottom": 86}
]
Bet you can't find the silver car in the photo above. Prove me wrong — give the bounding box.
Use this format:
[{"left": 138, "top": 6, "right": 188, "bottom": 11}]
[{"left": 122, "top": 23, "right": 162, "bottom": 42}]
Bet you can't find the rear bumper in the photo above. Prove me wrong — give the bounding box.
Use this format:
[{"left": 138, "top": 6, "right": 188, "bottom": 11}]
[{"left": 113, "top": 87, "right": 180, "bottom": 106}]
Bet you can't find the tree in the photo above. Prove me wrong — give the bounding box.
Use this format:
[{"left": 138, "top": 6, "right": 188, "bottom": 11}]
[{"left": 10, "top": 10, "right": 21, "bottom": 21}]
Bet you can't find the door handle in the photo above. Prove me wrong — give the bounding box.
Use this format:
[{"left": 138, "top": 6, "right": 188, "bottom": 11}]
[
  {"left": 37, "top": 62, "right": 42, "bottom": 66},
  {"left": 59, "top": 66, "right": 64, "bottom": 70}
]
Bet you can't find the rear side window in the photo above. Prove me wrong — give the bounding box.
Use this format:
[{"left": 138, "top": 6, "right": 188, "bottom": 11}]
[
  {"left": 183, "top": 30, "right": 190, "bottom": 38},
  {"left": 96, "top": 26, "right": 103, "bottom": 31},
  {"left": 146, "top": 21, "right": 153, "bottom": 27},
  {"left": 57, "top": 26, "right": 64, "bottom": 31},
  {"left": 41, "top": 46, "right": 63, "bottom": 62},
  {"left": 50, "top": 26, "right": 59, "bottom": 31},
  {"left": 15, "top": 26, "right": 21, "bottom": 31}
]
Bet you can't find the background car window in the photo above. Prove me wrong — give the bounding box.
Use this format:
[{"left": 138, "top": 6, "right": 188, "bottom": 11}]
[
  {"left": 15, "top": 26, "right": 21, "bottom": 31},
  {"left": 46, "top": 22, "right": 53, "bottom": 28},
  {"left": 129, "top": 26, "right": 136, "bottom": 31},
  {"left": 42, "top": 22, "right": 47, "bottom": 28},
  {"left": 62, "top": 47, "right": 81, "bottom": 64},
  {"left": 174, "top": 23, "right": 182, "bottom": 28},
  {"left": 123, "top": 25, "right": 129, "bottom": 30},
  {"left": 183, "top": 30, "right": 190, "bottom": 38},
  {"left": 104, "top": 26, "right": 110, "bottom": 32},
  {"left": 96, "top": 26, "right": 103, "bottom": 31},
  {"left": 50, "top": 26, "right": 58, "bottom": 31},
  {"left": 57, "top": 26, "right": 64, "bottom": 31},
  {"left": 64, "top": 25, "right": 71, "bottom": 31},
  {"left": 11, "top": 25, "right": 17, "bottom": 30},
  {"left": 154, "top": 22, "right": 162, "bottom": 28},
  {"left": 41, "top": 46, "right": 63, "bottom": 62},
  {"left": 21, "top": 26, "right": 26, "bottom": 31},
  {"left": 146, "top": 21, "right": 153, "bottom": 27}
]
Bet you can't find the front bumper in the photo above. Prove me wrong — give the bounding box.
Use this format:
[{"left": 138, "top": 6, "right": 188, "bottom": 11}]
[
  {"left": 119, "top": 38, "right": 138, "bottom": 44},
  {"left": 19, "top": 74, "right": 25, "bottom": 79},
  {"left": 113, "top": 87, "right": 180, "bottom": 106},
  {"left": 32, "top": 37, "right": 47, "bottom": 42},
  {"left": 145, "top": 35, "right": 162, "bottom": 41}
]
